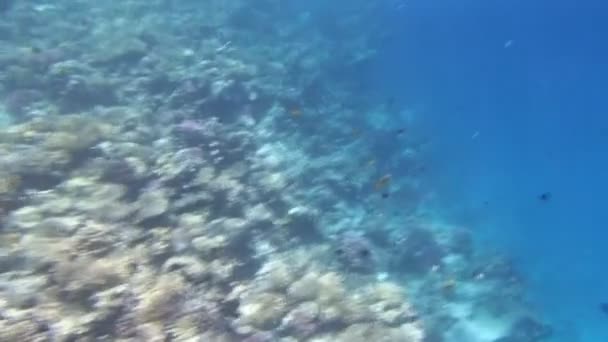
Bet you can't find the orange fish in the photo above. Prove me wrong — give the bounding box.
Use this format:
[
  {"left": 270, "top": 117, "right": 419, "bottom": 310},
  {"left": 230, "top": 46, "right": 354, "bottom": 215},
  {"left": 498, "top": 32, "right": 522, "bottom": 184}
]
[
  {"left": 374, "top": 174, "right": 391, "bottom": 191},
  {"left": 289, "top": 108, "right": 302, "bottom": 117}
]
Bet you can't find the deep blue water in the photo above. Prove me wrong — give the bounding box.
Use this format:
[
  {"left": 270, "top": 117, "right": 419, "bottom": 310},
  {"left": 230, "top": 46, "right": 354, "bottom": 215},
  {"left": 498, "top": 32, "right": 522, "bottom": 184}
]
[{"left": 373, "top": 0, "right": 608, "bottom": 340}]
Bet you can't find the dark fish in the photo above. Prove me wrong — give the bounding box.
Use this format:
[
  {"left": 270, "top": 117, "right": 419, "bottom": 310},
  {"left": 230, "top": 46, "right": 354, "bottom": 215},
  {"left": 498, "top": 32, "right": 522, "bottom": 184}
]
[
  {"left": 395, "top": 128, "right": 406, "bottom": 136},
  {"left": 600, "top": 302, "right": 608, "bottom": 315},
  {"left": 381, "top": 192, "right": 390, "bottom": 199},
  {"left": 538, "top": 192, "right": 552, "bottom": 202}
]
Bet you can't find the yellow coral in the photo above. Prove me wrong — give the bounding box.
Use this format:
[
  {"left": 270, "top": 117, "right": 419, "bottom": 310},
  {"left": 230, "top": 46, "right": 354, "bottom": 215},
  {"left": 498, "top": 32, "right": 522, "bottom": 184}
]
[
  {"left": 317, "top": 272, "right": 345, "bottom": 305},
  {"left": 238, "top": 292, "right": 287, "bottom": 329},
  {"left": 263, "top": 259, "right": 295, "bottom": 291},
  {"left": 367, "top": 282, "right": 405, "bottom": 309},
  {"left": 287, "top": 271, "right": 321, "bottom": 302},
  {"left": 137, "top": 274, "right": 187, "bottom": 323},
  {"left": 25, "top": 114, "right": 116, "bottom": 153},
  {"left": 43, "top": 131, "right": 80, "bottom": 151}
]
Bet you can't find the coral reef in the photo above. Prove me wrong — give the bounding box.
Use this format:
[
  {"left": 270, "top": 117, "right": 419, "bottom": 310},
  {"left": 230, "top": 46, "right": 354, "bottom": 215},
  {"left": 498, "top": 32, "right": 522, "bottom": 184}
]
[{"left": 0, "top": 1, "right": 549, "bottom": 341}]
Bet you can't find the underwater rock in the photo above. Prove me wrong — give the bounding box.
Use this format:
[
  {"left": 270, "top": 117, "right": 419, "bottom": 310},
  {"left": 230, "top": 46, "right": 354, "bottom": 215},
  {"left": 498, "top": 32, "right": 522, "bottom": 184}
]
[{"left": 334, "top": 232, "right": 375, "bottom": 273}]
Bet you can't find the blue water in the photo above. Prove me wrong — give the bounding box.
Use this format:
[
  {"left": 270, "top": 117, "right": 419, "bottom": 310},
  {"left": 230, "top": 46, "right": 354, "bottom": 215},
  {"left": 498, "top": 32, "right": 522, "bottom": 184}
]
[{"left": 373, "top": 0, "right": 608, "bottom": 340}]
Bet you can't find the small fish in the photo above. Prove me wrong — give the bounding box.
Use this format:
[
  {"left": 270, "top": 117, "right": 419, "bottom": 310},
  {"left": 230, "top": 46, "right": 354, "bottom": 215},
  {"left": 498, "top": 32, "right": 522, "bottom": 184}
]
[
  {"left": 504, "top": 40, "right": 514, "bottom": 48},
  {"left": 289, "top": 108, "right": 302, "bottom": 117},
  {"left": 538, "top": 192, "right": 552, "bottom": 202},
  {"left": 367, "top": 159, "right": 376, "bottom": 167},
  {"left": 374, "top": 174, "right": 391, "bottom": 191},
  {"left": 381, "top": 192, "right": 390, "bottom": 199},
  {"left": 471, "top": 131, "right": 480, "bottom": 139},
  {"left": 395, "top": 128, "right": 406, "bottom": 136}
]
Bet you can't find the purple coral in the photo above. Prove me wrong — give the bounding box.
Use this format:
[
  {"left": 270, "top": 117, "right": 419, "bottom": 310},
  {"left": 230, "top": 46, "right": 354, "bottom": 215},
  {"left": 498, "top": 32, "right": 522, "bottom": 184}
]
[{"left": 334, "top": 232, "right": 375, "bottom": 272}]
